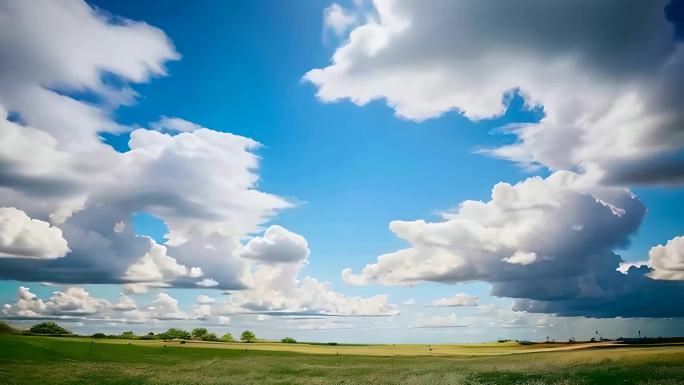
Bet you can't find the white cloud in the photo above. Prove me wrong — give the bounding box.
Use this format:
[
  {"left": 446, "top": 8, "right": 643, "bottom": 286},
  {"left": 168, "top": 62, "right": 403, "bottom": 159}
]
[
  {"left": 150, "top": 116, "right": 203, "bottom": 133},
  {"left": 2, "top": 286, "right": 107, "bottom": 318},
  {"left": 306, "top": 0, "right": 684, "bottom": 185},
  {"left": 112, "top": 294, "right": 137, "bottom": 311},
  {"left": 429, "top": 293, "right": 478, "bottom": 307},
  {"left": 0, "top": 0, "right": 179, "bottom": 149},
  {"left": 402, "top": 298, "right": 416, "bottom": 306},
  {"left": 0, "top": 0, "right": 290, "bottom": 292},
  {"left": 411, "top": 313, "right": 468, "bottom": 328},
  {"left": 145, "top": 292, "right": 187, "bottom": 320},
  {"left": 196, "top": 278, "right": 219, "bottom": 287},
  {"left": 0, "top": 207, "right": 69, "bottom": 259},
  {"left": 241, "top": 225, "right": 310, "bottom": 263},
  {"left": 323, "top": 3, "right": 357, "bottom": 36},
  {"left": 503, "top": 251, "right": 537, "bottom": 266},
  {"left": 196, "top": 295, "right": 216, "bottom": 305},
  {"left": 649, "top": 235, "right": 684, "bottom": 280},
  {"left": 341, "top": 171, "right": 684, "bottom": 317},
  {"left": 124, "top": 237, "right": 199, "bottom": 285},
  {"left": 343, "top": 171, "right": 644, "bottom": 287}
]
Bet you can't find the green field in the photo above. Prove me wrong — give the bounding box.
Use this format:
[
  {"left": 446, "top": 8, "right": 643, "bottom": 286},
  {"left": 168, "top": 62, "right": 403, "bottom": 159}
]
[{"left": 1, "top": 335, "right": 683, "bottom": 385}]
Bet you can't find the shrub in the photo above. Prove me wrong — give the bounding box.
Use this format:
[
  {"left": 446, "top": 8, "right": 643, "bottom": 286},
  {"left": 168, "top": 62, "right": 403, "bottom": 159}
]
[
  {"left": 201, "top": 332, "right": 218, "bottom": 342},
  {"left": 281, "top": 337, "right": 297, "bottom": 343},
  {"left": 120, "top": 331, "right": 136, "bottom": 339},
  {"left": 240, "top": 330, "right": 256, "bottom": 343},
  {"left": 92, "top": 333, "right": 107, "bottom": 339},
  {"left": 0, "top": 321, "right": 16, "bottom": 334},
  {"left": 220, "top": 332, "right": 235, "bottom": 342},
  {"left": 191, "top": 327, "right": 208, "bottom": 340},
  {"left": 29, "top": 322, "right": 70, "bottom": 335},
  {"left": 158, "top": 328, "right": 191, "bottom": 340}
]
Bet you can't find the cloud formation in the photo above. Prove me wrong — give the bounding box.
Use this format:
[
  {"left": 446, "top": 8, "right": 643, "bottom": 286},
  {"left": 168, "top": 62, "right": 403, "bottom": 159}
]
[
  {"left": 649, "top": 235, "right": 684, "bottom": 280},
  {"left": 342, "top": 171, "right": 684, "bottom": 317},
  {"left": 240, "top": 225, "right": 310, "bottom": 263},
  {"left": 306, "top": 0, "right": 684, "bottom": 185},
  {"left": 429, "top": 293, "right": 478, "bottom": 307},
  {"left": 0, "top": 207, "right": 69, "bottom": 259}
]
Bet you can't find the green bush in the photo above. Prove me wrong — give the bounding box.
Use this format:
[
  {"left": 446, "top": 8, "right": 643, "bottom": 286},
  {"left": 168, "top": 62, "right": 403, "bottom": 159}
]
[
  {"left": 240, "top": 330, "right": 256, "bottom": 343},
  {"left": 201, "top": 332, "right": 218, "bottom": 341},
  {"left": 191, "top": 327, "right": 208, "bottom": 340},
  {"left": 0, "top": 321, "right": 15, "bottom": 334},
  {"left": 92, "top": 333, "right": 107, "bottom": 338},
  {"left": 158, "top": 328, "right": 191, "bottom": 340},
  {"left": 220, "top": 332, "right": 235, "bottom": 342},
  {"left": 281, "top": 337, "right": 297, "bottom": 343},
  {"left": 29, "top": 322, "right": 70, "bottom": 335},
  {"left": 120, "top": 331, "right": 136, "bottom": 339}
]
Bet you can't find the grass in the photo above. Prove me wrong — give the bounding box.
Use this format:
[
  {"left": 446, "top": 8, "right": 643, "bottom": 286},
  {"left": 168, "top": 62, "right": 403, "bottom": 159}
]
[{"left": 0, "top": 334, "right": 683, "bottom": 384}]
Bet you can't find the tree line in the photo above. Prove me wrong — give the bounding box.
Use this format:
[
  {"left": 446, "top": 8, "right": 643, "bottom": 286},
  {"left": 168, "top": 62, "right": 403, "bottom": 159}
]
[{"left": 2, "top": 321, "right": 297, "bottom": 344}]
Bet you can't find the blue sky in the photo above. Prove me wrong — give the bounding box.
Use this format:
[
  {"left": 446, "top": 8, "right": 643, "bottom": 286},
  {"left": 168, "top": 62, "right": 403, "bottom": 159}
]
[{"left": 0, "top": 0, "right": 683, "bottom": 343}]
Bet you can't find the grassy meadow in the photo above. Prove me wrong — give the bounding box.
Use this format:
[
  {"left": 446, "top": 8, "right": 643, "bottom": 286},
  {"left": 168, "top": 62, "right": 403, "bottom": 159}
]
[{"left": 1, "top": 334, "right": 683, "bottom": 385}]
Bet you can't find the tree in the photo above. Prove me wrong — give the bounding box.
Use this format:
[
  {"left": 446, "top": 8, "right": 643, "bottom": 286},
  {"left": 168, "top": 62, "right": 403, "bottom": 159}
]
[
  {"left": 121, "top": 331, "right": 136, "bottom": 339},
  {"left": 92, "top": 333, "right": 106, "bottom": 339},
  {"left": 29, "top": 322, "right": 70, "bottom": 335},
  {"left": 220, "top": 332, "right": 235, "bottom": 342},
  {"left": 201, "top": 332, "right": 218, "bottom": 342},
  {"left": 0, "top": 321, "right": 15, "bottom": 334},
  {"left": 240, "top": 330, "right": 256, "bottom": 343},
  {"left": 191, "top": 327, "right": 208, "bottom": 340},
  {"left": 281, "top": 337, "right": 297, "bottom": 344},
  {"left": 159, "top": 328, "right": 191, "bottom": 340}
]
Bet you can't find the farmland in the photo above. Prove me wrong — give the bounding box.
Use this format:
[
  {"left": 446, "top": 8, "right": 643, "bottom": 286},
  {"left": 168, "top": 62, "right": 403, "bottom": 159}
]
[{"left": 1, "top": 334, "right": 683, "bottom": 384}]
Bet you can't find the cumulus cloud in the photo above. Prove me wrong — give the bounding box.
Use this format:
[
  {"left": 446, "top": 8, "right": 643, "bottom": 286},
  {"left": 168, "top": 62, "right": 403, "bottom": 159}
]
[
  {"left": 217, "top": 261, "right": 398, "bottom": 317},
  {"left": 342, "top": 171, "right": 684, "bottom": 317},
  {"left": 196, "top": 295, "right": 216, "bottom": 305},
  {"left": 150, "top": 116, "right": 203, "bottom": 133},
  {"left": 429, "top": 293, "right": 478, "bottom": 307},
  {"left": 411, "top": 313, "right": 468, "bottom": 329},
  {"left": 143, "top": 292, "right": 187, "bottom": 320},
  {"left": 649, "top": 235, "right": 684, "bottom": 280},
  {"left": 2, "top": 286, "right": 107, "bottom": 318},
  {"left": 111, "top": 294, "right": 137, "bottom": 312},
  {"left": 0, "top": 0, "right": 291, "bottom": 289},
  {"left": 503, "top": 251, "right": 538, "bottom": 266},
  {"left": 1, "top": 286, "right": 193, "bottom": 323},
  {"left": 323, "top": 3, "right": 357, "bottom": 36},
  {"left": 124, "top": 237, "right": 201, "bottom": 286},
  {"left": 240, "top": 225, "right": 310, "bottom": 263},
  {"left": 0, "top": 207, "right": 69, "bottom": 259},
  {"left": 306, "top": 0, "right": 684, "bottom": 185}
]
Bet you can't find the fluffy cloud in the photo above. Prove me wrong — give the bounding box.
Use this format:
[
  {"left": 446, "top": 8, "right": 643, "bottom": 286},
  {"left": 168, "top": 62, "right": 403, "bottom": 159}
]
[
  {"left": 150, "top": 116, "right": 203, "bottom": 133},
  {"left": 323, "top": 3, "right": 357, "bottom": 36},
  {"left": 0, "top": 0, "right": 291, "bottom": 290},
  {"left": 145, "top": 292, "right": 187, "bottom": 320},
  {"left": 343, "top": 171, "right": 684, "bottom": 317},
  {"left": 0, "top": 207, "right": 69, "bottom": 259},
  {"left": 0, "top": 0, "right": 178, "bottom": 148},
  {"left": 217, "top": 260, "right": 398, "bottom": 317},
  {"left": 649, "top": 235, "right": 684, "bottom": 280},
  {"left": 306, "top": 0, "right": 684, "bottom": 185},
  {"left": 1, "top": 286, "right": 190, "bottom": 323},
  {"left": 2, "top": 286, "right": 107, "bottom": 318},
  {"left": 429, "top": 293, "right": 478, "bottom": 307},
  {"left": 411, "top": 313, "right": 468, "bottom": 329},
  {"left": 124, "top": 237, "right": 201, "bottom": 285},
  {"left": 240, "top": 225, "right": 310, "bottom": 263}
]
